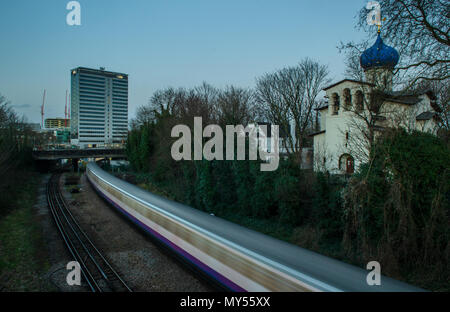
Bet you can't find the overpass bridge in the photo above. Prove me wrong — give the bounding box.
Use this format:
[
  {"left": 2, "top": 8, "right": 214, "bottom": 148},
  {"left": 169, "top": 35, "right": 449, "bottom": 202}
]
[{"left": 32, "top": 148, "right": 126, "bottom": 160}]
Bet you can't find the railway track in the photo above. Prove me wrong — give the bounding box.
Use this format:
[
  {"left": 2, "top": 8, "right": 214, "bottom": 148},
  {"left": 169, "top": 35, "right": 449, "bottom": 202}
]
[{"left": 47, "top": 173, "right": 132, "bottom": 292}]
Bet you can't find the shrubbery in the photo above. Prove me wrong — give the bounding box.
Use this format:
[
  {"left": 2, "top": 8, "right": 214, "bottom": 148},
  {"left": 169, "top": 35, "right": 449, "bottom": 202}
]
[
  {"left": 126, "top": 127, "right": 315, "bottom": 226},
  {"left": 343, "top": 129, "right": 449, "bottom": 289}
]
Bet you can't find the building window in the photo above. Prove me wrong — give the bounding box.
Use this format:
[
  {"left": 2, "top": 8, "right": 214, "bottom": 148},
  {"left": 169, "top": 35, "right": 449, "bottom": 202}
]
[
  {"left": 332, "top": 93, "right": 340, "bottom": 115},
  {"left": 343, "top": 89, "right": 352, "bottom": 110},
  {"left": 355, "top": 90, "right": 364, "bottom": 112}
]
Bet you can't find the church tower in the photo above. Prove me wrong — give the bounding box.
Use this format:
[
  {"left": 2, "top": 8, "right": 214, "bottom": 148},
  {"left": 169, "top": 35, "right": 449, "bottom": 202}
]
[{"left": 360, "top": 30, "right": 399, "bottom": 91}]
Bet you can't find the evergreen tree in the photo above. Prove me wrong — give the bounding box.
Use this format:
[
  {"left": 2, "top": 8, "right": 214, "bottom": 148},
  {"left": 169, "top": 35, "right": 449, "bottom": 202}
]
[
  {"left": 139, "top": 125, "right": 151, "bottom": 172},
  {"left": 195, "top": 160, "right": 215, "bottom": 212}
]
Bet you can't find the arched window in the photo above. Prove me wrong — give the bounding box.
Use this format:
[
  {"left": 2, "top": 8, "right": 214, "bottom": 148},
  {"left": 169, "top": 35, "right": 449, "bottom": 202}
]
[
  {"left": 343, "top": 88, "right": 352, "bottom": 110},
  {"left": 332, "top": 93, "right": 340, "bottom": 115},
  {"left": 355, "top": 90, "right": 364, "bottom": 112},
  {"left": 339, "top": 154, "right": 354, "bottom": 174}
]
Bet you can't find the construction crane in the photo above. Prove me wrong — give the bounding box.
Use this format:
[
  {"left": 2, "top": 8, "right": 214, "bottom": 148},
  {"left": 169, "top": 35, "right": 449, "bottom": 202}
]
[
  {"left": 65, "top": 90, "right": 68, "bottom": 128},
  {"left": 41, "top": 89, "right": 46, "bottom": 129},
  {"left": 68, "top": 93, "right": 70, "bottom": 121}
]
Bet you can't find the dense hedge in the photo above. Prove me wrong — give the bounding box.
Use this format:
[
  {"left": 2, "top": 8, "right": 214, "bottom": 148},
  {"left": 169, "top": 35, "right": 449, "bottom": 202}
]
[
  {"left": 343, "top": 129, "right": 449, "bottom": 289},
  {"left": 127, "top": 129, "right": 315, "bottom": 226},
  {"left": 125, "top": 112, "right": 316, "bottom": 226}
]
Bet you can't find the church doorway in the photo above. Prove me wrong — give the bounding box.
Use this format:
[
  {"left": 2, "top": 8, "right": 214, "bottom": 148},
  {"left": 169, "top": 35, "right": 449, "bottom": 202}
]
[{"left": 339, "top": 154, "right": 354, "bottom": 174}]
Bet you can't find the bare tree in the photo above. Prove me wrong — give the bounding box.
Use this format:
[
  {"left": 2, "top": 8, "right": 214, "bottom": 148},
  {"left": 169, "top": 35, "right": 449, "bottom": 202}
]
[
  {"left": 341, "top": 0, "right": 449, "bottom": 89},
  {"left": 415, "top": 79, "right": 450, "bottom": 130},
  {"left": 194, "top": 82, "right": 220, "bottom": 122},
  {"left": 131, "top": 87, "right": 179, "bottom": 129},
  {"left": 132, "top": 83, "right": 220, "bottom": 131},
  {"left": 255, "top": 58, "right": 330, "bottom": 162},
  {"left": 217, "top": 86, "right": 255, "bottom": 126},
  {"left": 149, "top": 87, "right": 181, "bottom": 118},
  {"left": 131, "top": 105, "right": 157, "bottom": 129},
  {"left": 0, "top": 94, "right": 28, "bottom": 180}
]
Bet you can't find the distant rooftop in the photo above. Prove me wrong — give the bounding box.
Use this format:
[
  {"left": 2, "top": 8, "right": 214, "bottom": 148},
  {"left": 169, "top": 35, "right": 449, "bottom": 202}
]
[
  {"left": 71, "top": 67, "right": 128, "bottom": 79},
  {"left": 416, "top": 112, "right": 436, "bottom": 121},
  {"left": 323, "top": 79, "right": 375, "bottom": 91}
]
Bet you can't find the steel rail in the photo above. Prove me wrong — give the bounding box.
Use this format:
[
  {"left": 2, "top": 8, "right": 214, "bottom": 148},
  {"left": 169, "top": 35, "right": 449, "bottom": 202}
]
[
  {"left": 53, "top": 176, "right": 132, "bottom": 291},
  {"left": 46, "top": 173, "right": 132, "bottom": 292},
  {"left": 46, "top": 177, "right": 99, "bottom": 291}
]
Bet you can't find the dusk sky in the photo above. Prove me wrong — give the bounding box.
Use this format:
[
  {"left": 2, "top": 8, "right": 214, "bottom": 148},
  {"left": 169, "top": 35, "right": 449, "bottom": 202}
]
[{"left": 0, "top": 0, "right": 373, "bottom": 124}]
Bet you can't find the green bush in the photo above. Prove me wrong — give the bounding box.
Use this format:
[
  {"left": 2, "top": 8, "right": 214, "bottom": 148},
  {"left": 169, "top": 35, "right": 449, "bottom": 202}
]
[
  {"left": 312, "top": 172, "right": 344, "bottom": 242},
  {"left": 343, "top": 129, "right": 449, "bottom": 289}
]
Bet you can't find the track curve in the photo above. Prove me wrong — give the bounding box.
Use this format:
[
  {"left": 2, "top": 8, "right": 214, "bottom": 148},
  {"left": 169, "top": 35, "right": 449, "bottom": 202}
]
[{"left": 47, "top": 173, "right": 132, "bottom": 292}]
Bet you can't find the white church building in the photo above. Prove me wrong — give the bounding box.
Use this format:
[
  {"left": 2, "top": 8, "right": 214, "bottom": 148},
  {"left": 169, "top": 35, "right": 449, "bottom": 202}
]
[{"left": 311, "top": 32, "right": 441, "bottom": 174}]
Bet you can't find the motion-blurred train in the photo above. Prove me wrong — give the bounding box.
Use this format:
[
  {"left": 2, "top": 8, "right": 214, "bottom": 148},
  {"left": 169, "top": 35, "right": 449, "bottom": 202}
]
[{"left": 87, "top": 162, "right": 422, "bottom": 292}]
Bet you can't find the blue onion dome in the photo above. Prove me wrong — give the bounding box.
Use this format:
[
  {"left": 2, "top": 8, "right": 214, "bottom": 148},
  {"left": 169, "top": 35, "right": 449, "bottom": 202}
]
[{"left": 360, "top": 33, "right": 399, "bottom": 70}]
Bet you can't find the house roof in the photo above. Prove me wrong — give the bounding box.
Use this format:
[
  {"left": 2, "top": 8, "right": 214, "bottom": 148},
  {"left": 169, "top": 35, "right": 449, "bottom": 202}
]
[
  {"left": 314, "top": 105, "right": 329, "bottom": 111},
  {"left": 387, "top": 89, "right": 434, "bottom": 97},
  {"left": 323, "top": 79, "right": 374, "bottom": 91},
  {"left": 384, "top": 90, "right": 443, "bottom": 112},
  {"left": 373, "top": 115, "right": 387, "bottom": 121},
  {"left": 384, "top": 95, "right": 421, "bottom": 105},
  {"left": 386, "top": 88, "right": 438, "bottom": 100},
  {"left": 416, "top": 112, "right": 436, "bottom": 121},
  {"left": 423, "top": 90, "right": 443, "bottom": 113},
  {"left": 309, "top": 130, "right": 326, "bottom": 137},
  {"left": 373, "top": 125, "right": 385, "bottom": 132}
]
